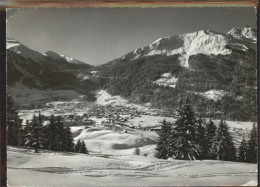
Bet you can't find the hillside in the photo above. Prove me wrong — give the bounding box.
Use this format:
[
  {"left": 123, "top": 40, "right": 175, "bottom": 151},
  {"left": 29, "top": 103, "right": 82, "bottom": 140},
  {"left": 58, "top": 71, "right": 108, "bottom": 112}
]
[
  {"left": 6, "top": 38, "right": 104, "bottom": 108},
  {"left": 99, "top": 27, "right": 257, "bottom": 121}
]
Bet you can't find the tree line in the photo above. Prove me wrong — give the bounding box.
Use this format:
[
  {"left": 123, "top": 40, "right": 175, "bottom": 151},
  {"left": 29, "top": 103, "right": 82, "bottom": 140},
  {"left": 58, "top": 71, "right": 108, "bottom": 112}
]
[
  {"left": 6, "top": 93, "right": 88, "bottom": 154},
  {"left": 156, "top": 98, "right": 258, "bottom": 163}
]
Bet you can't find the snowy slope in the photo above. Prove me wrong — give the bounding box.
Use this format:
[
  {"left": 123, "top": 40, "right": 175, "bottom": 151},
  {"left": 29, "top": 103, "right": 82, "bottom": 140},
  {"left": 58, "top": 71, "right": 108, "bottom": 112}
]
[
  {"left": 153, "top": 73, "right": 178, "bottom": 88},
  {"left": 7, "top": 146, "right": 257, "bottom": 186},
  {"left": 74, "top": 126, "right": 158, "bottom": 155},
  {"left": 198, "top": 89, "right": 230, "bottom": 101},
  {"left": 96, "top": 90, "right": 151, "bottom": 110},
  {"left": 121, "top": 27, "right": 256, "bottom": 67}
]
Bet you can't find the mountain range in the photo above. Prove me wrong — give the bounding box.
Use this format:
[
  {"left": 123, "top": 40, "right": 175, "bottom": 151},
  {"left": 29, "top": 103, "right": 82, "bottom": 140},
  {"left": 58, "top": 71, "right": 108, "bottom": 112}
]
[
  {"left": 7, "top": 37, "right": 95, "bottom": 89},
  {"left": 99, "top": 26, "right": 257, "bottom": 121},
  {"left": 6, "top": 27, "right": 257, "bottom": 121}
]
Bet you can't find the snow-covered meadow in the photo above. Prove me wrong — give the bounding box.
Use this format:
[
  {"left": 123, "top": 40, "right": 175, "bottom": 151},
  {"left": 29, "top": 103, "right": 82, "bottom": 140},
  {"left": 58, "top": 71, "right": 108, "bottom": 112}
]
[{"left": 7, "top": 146, "right": 257, "bottom": 186}]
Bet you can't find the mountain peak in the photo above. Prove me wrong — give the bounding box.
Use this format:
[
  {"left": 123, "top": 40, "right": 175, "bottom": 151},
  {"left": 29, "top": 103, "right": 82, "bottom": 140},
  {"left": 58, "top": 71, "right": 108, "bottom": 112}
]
[
  {"left": 45, "top": 51, "right": 86, "bottom": 65},
  {"left": 6, "top": 38, "right": 88, "bottom": 66},
  {"left": 6, "top": 37, "right": 46, "bottom": 61},
  {"left": 6, "top": 37, "right": 21, "bottom": 49},
  {"left": 60, "top": 54, "right": 85, "bottom": 65},
  {"left": 45, "top": 51, "right": 63, "bottom": 59},
  {"left": 227, "top": 26, "right": 256, "bottom": 41},
  {"left": 123, "top": 29, "right": 233, "bottom": 67},
  {"left": 120, "top": 27, "right": 257, "bottom": 68}
]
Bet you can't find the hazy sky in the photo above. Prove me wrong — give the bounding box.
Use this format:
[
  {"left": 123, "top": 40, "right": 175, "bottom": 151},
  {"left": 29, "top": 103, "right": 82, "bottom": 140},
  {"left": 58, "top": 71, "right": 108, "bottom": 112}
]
[{"left": 7, "top": 8, "right": 256, "bottom": 65}]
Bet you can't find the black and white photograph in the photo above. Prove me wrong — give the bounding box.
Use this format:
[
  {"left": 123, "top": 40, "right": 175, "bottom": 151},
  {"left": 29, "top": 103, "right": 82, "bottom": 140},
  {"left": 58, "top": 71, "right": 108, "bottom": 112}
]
[{"left": 6, "top": 7, "right": 258, "bottom": 186}]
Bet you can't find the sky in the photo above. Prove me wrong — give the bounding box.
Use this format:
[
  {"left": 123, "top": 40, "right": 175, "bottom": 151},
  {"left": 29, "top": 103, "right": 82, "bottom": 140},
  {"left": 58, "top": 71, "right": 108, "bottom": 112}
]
[{"left": 7, "top": 8, "right": 257, "bottom": 65}]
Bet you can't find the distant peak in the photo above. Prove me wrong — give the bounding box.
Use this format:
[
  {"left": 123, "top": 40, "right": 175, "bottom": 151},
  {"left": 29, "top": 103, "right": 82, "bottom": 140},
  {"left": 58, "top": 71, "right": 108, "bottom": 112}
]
[
  {"left": 6, "top": 37, "right": 21, "bottom": 49},
  {"left": 6, "top": 37, "right": 17, "bottom": 41},
  {"left": 227, "top": 26, "right": 256, "bottom": 40},
  {"left": 61, "top": 54, "right": 74, "bottom": 63},
  {"left": 45, "top": 51, "right": 62, "bottom": 59}
]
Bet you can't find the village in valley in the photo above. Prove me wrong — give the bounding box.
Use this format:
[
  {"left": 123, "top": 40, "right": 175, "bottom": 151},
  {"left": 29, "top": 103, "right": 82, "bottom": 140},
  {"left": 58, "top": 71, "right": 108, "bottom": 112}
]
[{"left": 17, "top": 89, "right": 253, "bottom": 154}]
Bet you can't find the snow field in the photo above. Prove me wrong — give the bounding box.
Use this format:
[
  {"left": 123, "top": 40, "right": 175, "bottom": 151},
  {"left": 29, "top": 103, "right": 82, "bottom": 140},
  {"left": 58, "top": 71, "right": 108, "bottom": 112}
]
[
  {"left": 95, "top": 90, "right": 151, "bottom": 111},
  {"left": 198, "top": 89, "right": 229, "bottom": 101},
  {"left": 153, "top": 73, "right": 178, "bottom": 88},
  {"left": 7, "top": 146, "right": 257, "bottom": 186},
  {"left": 74, "top": 124, "right": 158, "bottom": 156}
]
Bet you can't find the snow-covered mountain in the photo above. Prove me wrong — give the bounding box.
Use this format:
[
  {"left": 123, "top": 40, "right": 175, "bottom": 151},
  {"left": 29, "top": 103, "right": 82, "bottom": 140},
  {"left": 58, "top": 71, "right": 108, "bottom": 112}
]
[
  {"left": 227, "top": 26, "right": 257, "bottom": 41},
  {"left": 6, "top": 38, "right": 94, "bottom": 89},
  {"left": 45, "top": 51, "right": 86, "bottom": 65},
  {"left": 6, "top": 38, "right": 101, "bottom": 108},
  {"left": 7, "top": 38, "right": 87, "bottom": 65},
  {"left": 7, "top": 37, "right": 46, "bottom": 62},
  {"left": 100, "top": 27, "right": 257, "bottom": 121},
  {"left": 61, "top": 54, "right": 86, "bottom": 65},
  {"left": 120, "top": 27, "right": 256, "bottom": 67}
]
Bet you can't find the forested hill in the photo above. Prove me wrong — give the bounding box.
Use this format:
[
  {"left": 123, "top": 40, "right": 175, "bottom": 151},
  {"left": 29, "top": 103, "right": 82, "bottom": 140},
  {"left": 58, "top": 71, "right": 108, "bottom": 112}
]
[{"left": 98, "top": 27, "right": 257, "bottom": 121}]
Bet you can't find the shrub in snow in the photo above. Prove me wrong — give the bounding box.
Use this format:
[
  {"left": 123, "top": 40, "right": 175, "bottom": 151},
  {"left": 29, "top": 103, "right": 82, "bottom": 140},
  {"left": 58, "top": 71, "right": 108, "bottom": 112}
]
[
  {"left": 74, "top": 140, "right": 82, "bottom": 153},
  {"left": 79, "top": 141, "right": 88, "bottom": 154},
  {"left": 134, "top": 147, "right": 140, "bottom": 155},
  {"left": 74, "top": 140, "right": 88, "bottom": 154}
]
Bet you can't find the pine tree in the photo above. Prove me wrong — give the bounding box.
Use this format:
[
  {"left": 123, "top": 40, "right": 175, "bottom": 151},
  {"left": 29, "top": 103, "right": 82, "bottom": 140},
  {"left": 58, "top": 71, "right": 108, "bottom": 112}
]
[
  {"left": 205, "top": 119, "right": 217, "bottom": 158},
  {"left": 63, "top": 126, "right": 75, "bottom": 152},
  {"left": 79, "top": 141, "right": 88, "bottom": 154},
  {"left": 155, "top": 119, "right": 173, "bottom": 159},
  {"left": 196, "top": 117, "right": 207, "bottom": 159},
  {"left": 43, "top": 115, "right": 57, "bottom": 150},
  {"left": 212, "top": 120, "right": 236, "bottom": 161},
  {"left": 238, "top": 136, "right": 248, "bottom": 162},
  {"left": 6, "top": 93, "right": 22, "bottom": 146},
  {"left": 247, "top": 124, "right": 258, "bottom": 163},
  {"left": 41, "top": 115, "right": 75, "bottom": 152},
  {"left": 171, "top": 98, "right": 200, "bottom": 160},
  {"left": 74, "top": 140, "right": 82, "bottom": 152},
  {"left": 54, "top": 116, "right": 67, "bottom": 151},
  {"left": 25, "top": 114, "right": 44, "bottom": 153},
  {"left": 18, "top": 125, "right": 28, "bottom": 146}
]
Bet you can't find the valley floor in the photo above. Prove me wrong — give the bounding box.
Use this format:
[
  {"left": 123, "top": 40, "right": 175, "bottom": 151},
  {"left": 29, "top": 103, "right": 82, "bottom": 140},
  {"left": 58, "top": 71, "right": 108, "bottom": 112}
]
[{"left": 7, "top": 146, "right": 257, "bottom": 186}]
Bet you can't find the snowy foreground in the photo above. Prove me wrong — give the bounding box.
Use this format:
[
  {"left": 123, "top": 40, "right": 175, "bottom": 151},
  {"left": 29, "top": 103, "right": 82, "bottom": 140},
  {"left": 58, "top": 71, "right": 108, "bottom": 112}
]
[
  {"left": 7, "top": 146, "right": 257, "bottom": 186},
  {"left": 9, "top": 90, "right": 258, "bottom": 186}
]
